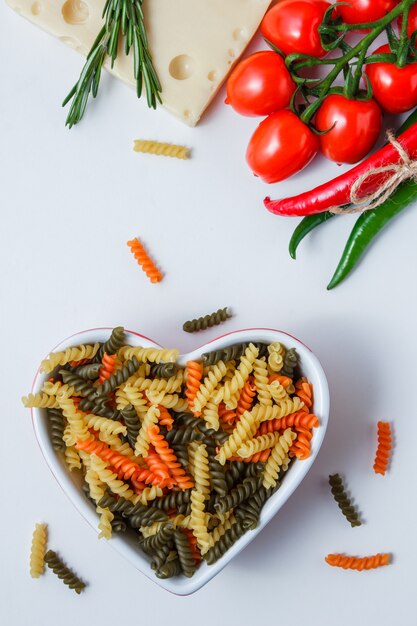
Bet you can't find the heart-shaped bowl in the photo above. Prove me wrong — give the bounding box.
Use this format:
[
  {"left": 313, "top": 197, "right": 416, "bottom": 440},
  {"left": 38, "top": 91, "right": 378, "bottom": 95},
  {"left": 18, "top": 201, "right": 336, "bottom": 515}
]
[{"left": 31, "top": 327, "right": 329, "bottom": 595}]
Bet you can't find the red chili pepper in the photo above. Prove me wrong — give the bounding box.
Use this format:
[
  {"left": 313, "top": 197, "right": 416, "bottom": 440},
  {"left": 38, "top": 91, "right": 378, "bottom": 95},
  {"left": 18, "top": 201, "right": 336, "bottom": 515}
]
[{"left": 264, "top": 121, "right": 417, "bottom": 216}]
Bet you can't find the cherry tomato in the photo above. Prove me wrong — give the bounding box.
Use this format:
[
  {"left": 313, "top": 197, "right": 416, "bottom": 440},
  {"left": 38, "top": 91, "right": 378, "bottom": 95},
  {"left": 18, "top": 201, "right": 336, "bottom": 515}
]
[
  {"left": 365, "top": 44, "right": 417, "bottom": 114},
  {"left": 261, "top": 0, "right": 331, "bottom": 59},
  {"left": 246, "top": 110, "right": 319, "bottom": 183},
  {"left": 225, "top": 51, "right": 296, "bottom": 117},
  {"left": 337, "top": 0, "right": 396, "bottom": 25},
  {"left": 315, "top": 94, "right": 382, "bottom": 164}
]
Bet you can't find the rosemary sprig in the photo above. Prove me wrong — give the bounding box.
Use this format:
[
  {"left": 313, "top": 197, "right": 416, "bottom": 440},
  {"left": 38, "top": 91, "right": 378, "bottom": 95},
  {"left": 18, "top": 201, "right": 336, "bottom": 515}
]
[{"left": 63, "top": 0, "right": 162, "bottom": 128}]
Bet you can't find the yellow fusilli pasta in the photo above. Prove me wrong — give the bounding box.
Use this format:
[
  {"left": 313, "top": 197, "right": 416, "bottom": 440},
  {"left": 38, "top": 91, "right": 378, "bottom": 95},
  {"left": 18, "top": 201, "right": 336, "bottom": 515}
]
[
  {"left": 193, "top": 444, "right": 211, "bottom": 497},
  {"left": 41, "top": 380, "right": 77, "bottom": 398},
  {"left": 40, "top": 343, "right": 100, "bottom": 373},
  {"left": 30, "top": 523, "right": 47, "bottom": 578},
  {"left": 268, "top": 380, "right": 290, "bottom": 402},
  {"left": 201, "top": 512, "right": 236, "bottom": 555},
  {"left": 214, "top": 344, "right": 259, "bottom": 408},
  {"left": 216, "top": 408, "right": 261, "bottom": 465},
  {"left": 136, "top": 486, "right": 164, "bottom": 505},
  {"left": 21, "top": 392, "right": 59, "bottom": 409},
  {"left": 118, "top": 346, "right": 179, "bottom": 364},
  {"left": 262, "top": 429, "right": 296, "bottom": 489},
  {"left": 190, "top": 489, "right": 210, "bottom": 551},
  {"left": 90, "top": 455, "right": 134, "bottom": 500},
  {"left": 253, "top": 358, "right": 273, "bottom": 407},
  {"left": 146, "top": 391, "right": 188, "bottom": 412},
  {"left": 97, "top": 431, "right": 142, "bottom": 463},
  {"left": 84, "top": 466, "right": 106, "bottom": 503},
  {"left": 57, "top": 396, "right": 89, "bottom": 441},
  {"left": 237, "top": 432, "right": 281, "bottom": 459},
  {"left": 133, "top": 140, "right": 190, "bottom": 160},
  {"left": 202, "top": 399, "right": 221, "bottom": 432},
  {"left": 122, "top": 384, "right": 148, "bottom": 412},
  {"left": 86, "top": 415, "right": 127, "bottom": 437},
  {"left": 193, "top": 361, "right": 228, "bottom": 413},
  {"left": 64, "top": 446, "right": 82, "bottom": 471},
  {"left": 133, "top": 371, "right": 184, "bottom": 394},
  {"left": 267, "top": 342, "right": 285, "bottom": 373},
  {"left": 97, "top": 506, "right": 114, "bottom": 540},
  {"left": 134, "top": 405, "right": 160, "bottom": 457}
]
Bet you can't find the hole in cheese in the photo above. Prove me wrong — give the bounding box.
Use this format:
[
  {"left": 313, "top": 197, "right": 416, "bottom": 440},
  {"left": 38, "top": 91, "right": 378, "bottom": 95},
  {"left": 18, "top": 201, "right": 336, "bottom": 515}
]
[
  {"left": 233, "top": 27, "right": 248, "bottom": 41},
  {"left": 207, "top": 70, "right": 218, "bottom": 82},
  {"left": 31, "top": 2, "right": 41, "bottom": 15},
  {"left": 169, "top": 55, "right": 195, "bottom": 80},
  {"left": 62, "top": 0, "right": 89, "bottom": 25}
]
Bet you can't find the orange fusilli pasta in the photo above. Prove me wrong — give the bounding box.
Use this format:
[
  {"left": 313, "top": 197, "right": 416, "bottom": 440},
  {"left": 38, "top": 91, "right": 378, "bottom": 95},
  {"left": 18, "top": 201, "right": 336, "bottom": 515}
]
[
  {"left": 185, "top": 361, "right": 203, "bottom": 412},
  {"left": 97, "top": 353, "right": 117, "bottom": 385},
  {"left": 373, "top": 421, "right": 392, "bottom": 475},
  {"left": 236, "top": 377, "right": 257, "bottom": 418},
  {"left": 325, "top": 553, "right": 390, "bottom": 570},
  {"left": 127, "top": 237, "right": 163, "bottom": 284},
  {"left": 147, "top": 424, "right": 194, "bottom": 490},
  {"left": 256, "top": 411, "right": 319, "bottom": 436}
]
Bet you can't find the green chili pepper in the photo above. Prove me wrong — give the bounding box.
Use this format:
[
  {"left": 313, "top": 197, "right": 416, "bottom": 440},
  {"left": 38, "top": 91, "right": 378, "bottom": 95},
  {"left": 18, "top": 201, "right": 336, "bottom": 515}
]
[
  {"left": 327, "top": 178, "right": 417, "bottom": 289},
  {"left": 327, "top": 107, "right": 417, "bottom": 289},
  {"left": 289, "top": 212, "right": 336, "bottom": 259}
]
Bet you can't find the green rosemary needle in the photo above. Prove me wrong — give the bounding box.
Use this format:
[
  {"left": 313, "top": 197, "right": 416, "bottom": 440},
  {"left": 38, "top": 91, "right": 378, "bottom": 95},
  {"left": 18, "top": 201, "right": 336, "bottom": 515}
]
[{"left": 63, "top": 0, "right": 162, "bottom": 128}]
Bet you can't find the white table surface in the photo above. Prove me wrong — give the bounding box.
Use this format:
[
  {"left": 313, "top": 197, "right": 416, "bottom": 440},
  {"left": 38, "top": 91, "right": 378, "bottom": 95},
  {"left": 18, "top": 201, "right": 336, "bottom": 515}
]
[{"left": 1, "top": 3, "right": 416, "bottom": 625}]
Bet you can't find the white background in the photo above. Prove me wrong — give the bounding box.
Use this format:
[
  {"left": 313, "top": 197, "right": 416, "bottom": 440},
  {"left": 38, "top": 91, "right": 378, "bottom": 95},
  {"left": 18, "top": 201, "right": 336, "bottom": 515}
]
[{"left": 1, "top": 3, "right": 416, "bottom": 625}]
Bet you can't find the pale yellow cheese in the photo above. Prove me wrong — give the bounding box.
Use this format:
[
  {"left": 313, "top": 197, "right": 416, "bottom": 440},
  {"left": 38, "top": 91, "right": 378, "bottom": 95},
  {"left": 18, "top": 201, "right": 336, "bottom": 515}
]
[{"left": 6, "top": 0, "right": 271, "bottom": 125}]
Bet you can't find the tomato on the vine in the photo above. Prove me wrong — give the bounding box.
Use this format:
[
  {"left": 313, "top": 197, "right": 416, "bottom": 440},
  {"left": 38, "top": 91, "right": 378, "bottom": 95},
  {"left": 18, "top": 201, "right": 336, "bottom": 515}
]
[
  {"left": 365, "top": 44, "right": 417, "bottom": 114},
  {"left": 315, "top": 94, "right": 382, "bottom": 164},
  {"left": 261, "top": 0, "right": 331, "bottom": 59},
  {"left": 337, "top": 0, "right": 396, "bottom": 25},
  {"left": 246, "top": 110, "right": 319, "bottom": 183},
  {"left": 225, "top": 51, "right": 296, "bottom": 117}
]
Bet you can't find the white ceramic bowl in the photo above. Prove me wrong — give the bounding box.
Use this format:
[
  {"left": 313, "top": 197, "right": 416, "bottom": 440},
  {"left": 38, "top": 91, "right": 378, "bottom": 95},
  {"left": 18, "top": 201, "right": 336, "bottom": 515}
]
[{"left": 31, "top": 327, "right": 330, "bottom": 595}]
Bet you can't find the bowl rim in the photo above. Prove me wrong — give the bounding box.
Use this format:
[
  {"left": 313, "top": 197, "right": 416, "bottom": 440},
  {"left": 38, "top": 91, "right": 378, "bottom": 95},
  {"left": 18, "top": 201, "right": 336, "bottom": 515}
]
[{"left": 31, "top": 327, "right": 330, "bottom": 595}]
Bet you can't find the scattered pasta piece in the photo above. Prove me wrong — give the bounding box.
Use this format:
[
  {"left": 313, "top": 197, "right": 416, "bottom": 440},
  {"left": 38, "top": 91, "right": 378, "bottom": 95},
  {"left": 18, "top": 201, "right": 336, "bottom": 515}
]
[
  {"left": 30, "top": 523, "right": 48, "bottom": 578},
  {"left": 325, "top": 553, "right": 390, "bottom": 571},
  {"left": 133, "top": 140, "right": 190, "bottom": 159},
  {"left": 183, "top": 307, "right": 232, "bottom": 333},
  {"left": 127, "top": 237, "right": 163, "bottom": 284},
  {"left": 373, "top": 421, "right": 392, "bottom": 476},
  {"left": 44, "top": 550, "right": 86, "bottom": 593},
  {"left": 328, "top": 474, "right": 362, "bottom": 527}
]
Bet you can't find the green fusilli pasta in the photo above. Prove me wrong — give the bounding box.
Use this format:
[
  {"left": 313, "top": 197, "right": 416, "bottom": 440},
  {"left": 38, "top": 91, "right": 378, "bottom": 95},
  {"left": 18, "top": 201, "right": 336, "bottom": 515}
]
[
  {"left": 280, "top": 348, "right": 299, "bottom": 379},
  {"left": 44, "top": 550, "right": 86, "bottom": 594},
  {"left": 46, "top": 408, "right": 66, "bottom": 451},
  {"left": 95, "top": 327, "right": 126, "bottom": 361},
  {"left": 120, "top": 405, "right": 141, "bottom": 449},
  {"left": 202, "top": 521, "right": 246, "bottom": 565},
  {"left": 73, "top": 362, "right": 102, "bottom": 380},
  {"left": 329, "top": 474, "right": 362, "bottom": 527},
  {"left": 60, "top": 370, "right": 95, "bottom": 397},
  {"left": 183, "top": 307, "right": 232, "bottom": 333},
  {"left": 139, "top": 523, "right": 176, "bottom": 554},
  {"left": 149, "top": 362, "right": 179, "bottom": 379},
  {"left": 156, "top": 558, "right": 182, "bottom": 579},
  {"left": 214, "top": 477, "right": 261, "bottom": 514},
  {"left": 174, "top": 529, "right": 197, "bottom": 578},
  {"left": 202, "top": 342, "right": 269, "bottom": 366}
]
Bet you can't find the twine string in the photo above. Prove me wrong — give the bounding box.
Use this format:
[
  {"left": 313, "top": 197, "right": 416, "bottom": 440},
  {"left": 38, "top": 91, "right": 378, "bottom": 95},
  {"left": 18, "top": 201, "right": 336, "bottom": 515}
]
[{"left": 329, "top": 131, "right": 417, "bottom": 214}]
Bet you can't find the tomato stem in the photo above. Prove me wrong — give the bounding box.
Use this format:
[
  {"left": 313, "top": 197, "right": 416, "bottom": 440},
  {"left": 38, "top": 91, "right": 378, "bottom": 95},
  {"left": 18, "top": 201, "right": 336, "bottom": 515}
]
[
  {"left": 299, "top": 0, "right": 416, "bottom": 123},
  {"left": 397, "top": 5, "right": 411, "bottom": 67}
]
